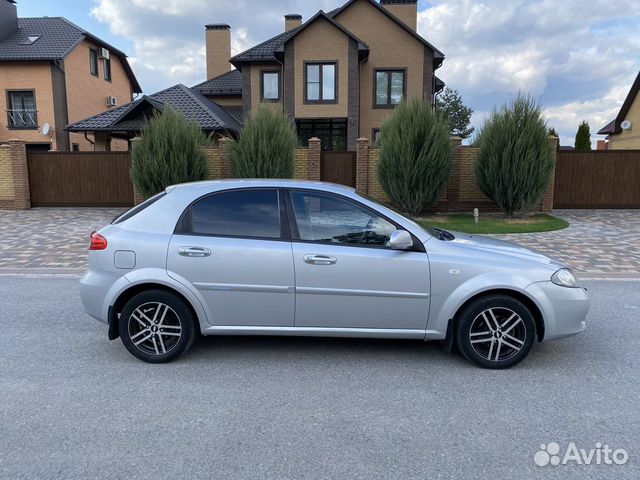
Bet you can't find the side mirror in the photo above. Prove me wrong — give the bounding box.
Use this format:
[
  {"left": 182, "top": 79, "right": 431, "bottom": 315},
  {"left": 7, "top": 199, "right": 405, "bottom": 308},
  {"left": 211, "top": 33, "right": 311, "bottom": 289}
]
[{"left": 389, "top": 230, "right": 413, "bottom": 250}]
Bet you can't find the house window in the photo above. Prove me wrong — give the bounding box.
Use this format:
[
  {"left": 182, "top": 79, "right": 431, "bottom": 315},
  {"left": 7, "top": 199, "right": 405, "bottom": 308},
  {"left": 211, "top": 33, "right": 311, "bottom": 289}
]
[
  {"left": 261, "top": 71, "right": 280, "bottom": 101},
  {"left": 103, "top": 57, "right": 112, "bottom": 81},
  {"left": 372, "top": 128, "right": 381, "bottom": 146},
  {"left": 297, "top": 119, "right": 347, "bottom": 151},
  {"left": 89, "top": 49, "right": 99, "bottom": 76},
  {"left": 72, "top": 143, "right": 80, "bottom": 152},
  {"left": 375, "top": 69, "right": 406, "bottom": 107},
  {"left": 6, "top": 90, "right": 37, "bottom": 129},
  {"left": 305, "top": 63, "right": 337, "bottom": 103}
]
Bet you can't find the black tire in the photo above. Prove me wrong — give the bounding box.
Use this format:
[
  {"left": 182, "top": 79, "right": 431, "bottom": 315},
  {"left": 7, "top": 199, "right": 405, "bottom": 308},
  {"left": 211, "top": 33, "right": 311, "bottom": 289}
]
[
  {"left": 455, "top": 294, "right": 536, "bottom": 369},
  {"left": 119, "top": 289, "right": 197, "bottom": 363}
]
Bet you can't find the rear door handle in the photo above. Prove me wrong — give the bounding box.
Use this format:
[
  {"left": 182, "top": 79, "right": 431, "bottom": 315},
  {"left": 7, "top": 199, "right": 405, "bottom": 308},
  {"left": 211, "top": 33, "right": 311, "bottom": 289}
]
[
  {"left": 179, "top": 246, "right": 211, "bottom": 257},
  {"left": 304, "top": 255, "right": 337, "bottom": 265}
]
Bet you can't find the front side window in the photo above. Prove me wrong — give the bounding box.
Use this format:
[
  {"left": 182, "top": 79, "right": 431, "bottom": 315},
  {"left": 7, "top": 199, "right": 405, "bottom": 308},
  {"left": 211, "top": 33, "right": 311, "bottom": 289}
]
[
  {"left": 375, "top": 70, "right": 405, "bottom": 107},
  {"left": 261, "top": 71, "right": 280, "bottom": 101},
  {"left": 7, "top": 91, "right": 37, "bottom": 128},
  {"left": 306, "top": 63, "right": 336, "bottom": 103},
  {"left": 290, "top": 191, "right": 396, "bottom": 247},
  {"left": 89, "top": 49, "right": 99, "bottom": 76},
  {"left": 189, "top": 189, "right": 281, "bottom": 239},
  {"left": 104, "top": 57, "right": 112, "bottom": 81}
]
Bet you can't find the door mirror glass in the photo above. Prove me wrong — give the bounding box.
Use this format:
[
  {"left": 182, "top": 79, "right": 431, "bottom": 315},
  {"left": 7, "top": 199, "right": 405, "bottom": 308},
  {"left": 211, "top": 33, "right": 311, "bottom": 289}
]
[{"left": 388, "top": 230, "right": 413, "bottom": 250}]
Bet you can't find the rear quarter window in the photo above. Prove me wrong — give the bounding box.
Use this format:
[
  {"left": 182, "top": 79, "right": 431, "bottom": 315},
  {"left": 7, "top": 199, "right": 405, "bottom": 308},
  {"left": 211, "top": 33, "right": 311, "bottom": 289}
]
[{"left": 112, "top": 191, "right": 167, "bottom": 225}]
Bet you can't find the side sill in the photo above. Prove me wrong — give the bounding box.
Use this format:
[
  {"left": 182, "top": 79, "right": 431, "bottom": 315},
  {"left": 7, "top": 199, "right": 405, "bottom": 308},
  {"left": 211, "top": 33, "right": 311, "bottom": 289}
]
[{"left": 202, "top": 326, "right": 428, "bottom": 340}]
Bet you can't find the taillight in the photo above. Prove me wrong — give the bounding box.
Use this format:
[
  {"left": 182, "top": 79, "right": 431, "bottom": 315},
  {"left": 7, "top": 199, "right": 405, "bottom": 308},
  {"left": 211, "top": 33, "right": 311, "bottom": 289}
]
[{"left": 89, "top": 231, "right": 108, "bottom": 250}]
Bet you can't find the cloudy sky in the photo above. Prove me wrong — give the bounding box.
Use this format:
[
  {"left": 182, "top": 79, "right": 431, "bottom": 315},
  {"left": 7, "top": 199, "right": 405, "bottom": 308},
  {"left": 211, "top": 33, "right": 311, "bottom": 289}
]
[{"left": 19, "top": 0, "right": 640, "bottom": 145}]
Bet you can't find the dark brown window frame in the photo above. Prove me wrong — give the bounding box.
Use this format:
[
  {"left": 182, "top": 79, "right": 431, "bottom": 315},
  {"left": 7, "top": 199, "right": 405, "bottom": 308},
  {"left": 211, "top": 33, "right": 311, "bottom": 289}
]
[
  {"left": 89, "top": 48, "right": 99, "bottom": 77},
  {"left": 6, "top": 89, "right": 38, "bottom": 130},
  {"left": 103, "top": 57, "right": 112, "bottom": 82},
  {"left": 303, "top": 61, "right": 338, "bottom": 105},
  {"left": 373, "top": 68, "right": 407, "bottom": 109},
  {"left": 260, "top": 69, "right": 281, "bottom": 102}
]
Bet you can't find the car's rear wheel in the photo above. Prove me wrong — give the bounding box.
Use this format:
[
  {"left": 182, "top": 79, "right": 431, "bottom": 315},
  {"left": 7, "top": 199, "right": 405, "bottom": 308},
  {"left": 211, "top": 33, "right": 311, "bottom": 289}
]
[
  {"left": 455, "top": 294, "right": 536, "bottom": 369},
  {"left": 119, "top": 290, "right": 196, "bottom": 363}
]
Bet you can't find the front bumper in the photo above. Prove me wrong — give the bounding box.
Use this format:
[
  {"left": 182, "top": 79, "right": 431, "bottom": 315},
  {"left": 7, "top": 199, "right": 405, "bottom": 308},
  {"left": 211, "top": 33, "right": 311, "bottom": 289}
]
[{"left": 526, "top": 281, "right": 590, "bottom": 341}]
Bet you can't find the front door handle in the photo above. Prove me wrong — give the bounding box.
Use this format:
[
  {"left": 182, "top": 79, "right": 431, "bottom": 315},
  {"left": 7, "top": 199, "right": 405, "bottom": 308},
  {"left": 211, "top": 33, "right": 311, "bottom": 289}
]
[
  {"left": 304, "top": 254, "right": 337, "bottom": 265},
  {"left": 179, "top": 246, "right": 211, "bottom": 258}
]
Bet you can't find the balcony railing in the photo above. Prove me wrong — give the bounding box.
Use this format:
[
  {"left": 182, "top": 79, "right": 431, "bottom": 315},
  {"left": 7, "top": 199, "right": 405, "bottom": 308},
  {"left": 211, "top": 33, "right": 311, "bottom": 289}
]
[{"left": 7, "top": 109, "right": 38, "bottom": 129}]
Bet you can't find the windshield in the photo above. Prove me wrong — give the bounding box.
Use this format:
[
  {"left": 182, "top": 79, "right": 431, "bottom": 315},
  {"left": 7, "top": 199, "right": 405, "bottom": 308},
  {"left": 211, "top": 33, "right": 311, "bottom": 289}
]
[{"left": 355, "top": 191, "right": 440, "bottom": 238}]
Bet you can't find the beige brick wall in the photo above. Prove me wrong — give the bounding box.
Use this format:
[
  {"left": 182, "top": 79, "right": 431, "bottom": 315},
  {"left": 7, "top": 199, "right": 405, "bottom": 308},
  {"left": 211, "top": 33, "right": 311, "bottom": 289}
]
[
  {"left": 335, "top": 0, "right": 426, "bottom": 139},
  {"left": 366, "top": 148, "right": 390, "bottom": 203},
  {"left": 294, "top": 148, "right": 309, "bottom": 179},
  {"left": 208, "top": 96, "right": 243, "bottom": 108},
  {"left": 65, "top": 40, "right": 134, "bottom": 151},
  {"left": 0, "top": 145, "right": 14, "bottom": 201},
  {"left": 293, "top": 18, "right": 349, "bottom": 119},
  {"left": 456, "top": 146, "right": 492, "bottom": 203},
  {"left": 0, "top": 63, "right": 55, "bottom": 148}
]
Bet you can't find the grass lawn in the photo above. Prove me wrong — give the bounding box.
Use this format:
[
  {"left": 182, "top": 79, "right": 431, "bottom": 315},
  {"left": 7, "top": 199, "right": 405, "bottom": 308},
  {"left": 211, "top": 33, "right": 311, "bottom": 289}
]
[{"left": 416, "top": 213, "right": 569, "bottom": 234}]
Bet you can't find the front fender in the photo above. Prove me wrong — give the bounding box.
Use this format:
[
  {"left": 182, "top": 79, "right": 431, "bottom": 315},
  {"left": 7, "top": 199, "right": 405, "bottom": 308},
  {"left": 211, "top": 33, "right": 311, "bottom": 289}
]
[{"left": 426, "top": 272, "right": 542, "bottom": 340}]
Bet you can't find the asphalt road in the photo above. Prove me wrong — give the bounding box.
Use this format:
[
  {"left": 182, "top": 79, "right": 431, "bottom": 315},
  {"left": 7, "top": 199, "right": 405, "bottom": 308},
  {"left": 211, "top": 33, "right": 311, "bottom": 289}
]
[{"left": 0, "top": 277, "right": 639, "bottom": 480}]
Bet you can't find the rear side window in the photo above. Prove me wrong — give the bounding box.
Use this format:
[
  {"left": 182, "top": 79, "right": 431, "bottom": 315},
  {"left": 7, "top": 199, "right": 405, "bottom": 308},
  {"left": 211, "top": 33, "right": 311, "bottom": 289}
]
[
  {"left": 112, "top": 191, "right": 166, "bottom": 225},
  {"left": 187, "top": 189, "right": 281, "bottom": 239}
]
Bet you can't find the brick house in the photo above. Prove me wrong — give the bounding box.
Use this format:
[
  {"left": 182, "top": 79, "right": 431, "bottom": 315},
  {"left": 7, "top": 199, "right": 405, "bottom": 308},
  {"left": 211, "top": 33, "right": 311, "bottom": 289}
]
[
  {"left": 0, "top": 0, "right": 141, "bottom": 151},
  {"left": 598, "top": 70, "right": 640, "bottom": 149},
  {"left": 192, "top": 0, "right": 445, "bottom": 151}
]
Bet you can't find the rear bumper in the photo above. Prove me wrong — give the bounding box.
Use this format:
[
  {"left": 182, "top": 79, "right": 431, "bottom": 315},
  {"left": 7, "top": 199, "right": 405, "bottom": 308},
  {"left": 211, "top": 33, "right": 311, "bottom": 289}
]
[
  {"left": 79, "top": 269, "right": 125, "bottom": 325},
  {"left": 526, "top": 281, "right": 590, "bottom": 341}
]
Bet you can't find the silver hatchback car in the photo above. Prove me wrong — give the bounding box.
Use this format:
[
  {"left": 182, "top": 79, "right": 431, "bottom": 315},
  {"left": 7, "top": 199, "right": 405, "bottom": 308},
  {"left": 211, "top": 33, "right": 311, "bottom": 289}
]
[{"left": 80, "top": 180, "right": 589, "bottom": 368}]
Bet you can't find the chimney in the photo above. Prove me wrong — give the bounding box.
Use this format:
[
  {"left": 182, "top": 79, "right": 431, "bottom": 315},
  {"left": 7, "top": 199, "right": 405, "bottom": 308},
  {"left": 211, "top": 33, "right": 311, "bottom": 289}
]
[
  {"left": 285, "top": 14, "right": 302, "bottom": 32},
  {"left": 379, "top": 0, "right": 417, "bottom": 31},
  {"left": 205, "top": 24, "right": 231, "bottom": 80},
  {"left": 0, "top": 0, "right": 19, "bottom": 42}
]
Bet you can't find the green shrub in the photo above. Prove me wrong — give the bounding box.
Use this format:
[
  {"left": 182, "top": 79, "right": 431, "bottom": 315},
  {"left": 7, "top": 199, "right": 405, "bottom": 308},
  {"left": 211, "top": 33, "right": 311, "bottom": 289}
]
[
  {"left": 131, "top": 107, "right": 210, "bottom": 199},
  {"left": 228, "top": 105, "right": 297, "bottom": 178},
  {"left": 475, "top": 94, "right": 555, "bottom": 216},
  {"left": 377, "top": 98, "right": 452, "bottom": 215},
  {"left": 574, "top": 120, "right": 592, "bottom": 151}
]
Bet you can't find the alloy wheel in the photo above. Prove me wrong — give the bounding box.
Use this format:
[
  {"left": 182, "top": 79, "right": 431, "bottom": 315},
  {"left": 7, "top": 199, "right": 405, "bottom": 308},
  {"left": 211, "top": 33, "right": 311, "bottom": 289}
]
[
  {"left": 468, "top": 307, "right": 527, "bottom": 362},
  {"left": 127, "top": 302, "right": 183, "bottom": 356}
]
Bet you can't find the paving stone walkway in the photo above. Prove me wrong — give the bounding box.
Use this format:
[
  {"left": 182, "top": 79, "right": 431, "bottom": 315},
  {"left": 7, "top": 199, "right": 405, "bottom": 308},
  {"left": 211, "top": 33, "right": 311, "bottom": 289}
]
[{"left": 0, "top": 208, "right": 638, "bottom": 277}]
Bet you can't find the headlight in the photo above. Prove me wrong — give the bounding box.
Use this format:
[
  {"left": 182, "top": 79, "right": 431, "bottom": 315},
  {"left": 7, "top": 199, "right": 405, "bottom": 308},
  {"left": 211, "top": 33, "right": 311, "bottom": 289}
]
[{"left": 551, "top": 268, "right": 578, "bottom": 288}]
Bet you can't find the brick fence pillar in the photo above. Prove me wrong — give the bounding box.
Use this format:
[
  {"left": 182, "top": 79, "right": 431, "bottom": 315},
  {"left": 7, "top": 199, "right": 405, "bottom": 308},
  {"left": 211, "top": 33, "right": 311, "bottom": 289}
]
[
  {"left": 218, "top": 137, "right": 232, "bottom": 178},
  {"left": 540, "top": 135, "right": 558, "bottom": 212},
  {"left": 308, "top": 137, "right": 321, "bottom": 181},
  {"left": 356, "top": 137, "right": 370, "bottom": 193},
  {"left": 446, "top": 136, "right": 463, "bottom": 212},
  {"left": 8, "top": 139, "right": 30, "bottom": 209},
  {"left": 130, "top": 137, "right": 145, "bottom": 205}
]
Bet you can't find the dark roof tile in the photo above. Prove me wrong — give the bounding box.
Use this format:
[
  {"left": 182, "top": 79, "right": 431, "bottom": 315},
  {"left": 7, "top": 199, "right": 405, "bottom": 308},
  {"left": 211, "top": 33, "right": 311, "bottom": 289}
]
[
  {"left": 192, "top": 69, "right": 243, "bottom": 96},
  {"left": 66, "top": 84, "right": 241, "bottom": 134}
]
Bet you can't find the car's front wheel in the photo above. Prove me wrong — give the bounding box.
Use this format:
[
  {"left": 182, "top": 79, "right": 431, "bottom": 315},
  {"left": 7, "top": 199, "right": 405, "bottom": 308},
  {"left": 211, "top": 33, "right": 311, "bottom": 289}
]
[
  {"left": 119, "top": 290, "right": 196, "bottom": 363},
  {"left": 455, "top": 294, "right": 536, "bottom": 369}
]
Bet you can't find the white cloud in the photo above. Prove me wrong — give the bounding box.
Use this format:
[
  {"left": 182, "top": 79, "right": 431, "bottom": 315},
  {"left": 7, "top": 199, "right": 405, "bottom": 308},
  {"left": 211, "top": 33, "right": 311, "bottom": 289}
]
[{"left": 420, "top": 0, "right": 640, "bottom": 144}]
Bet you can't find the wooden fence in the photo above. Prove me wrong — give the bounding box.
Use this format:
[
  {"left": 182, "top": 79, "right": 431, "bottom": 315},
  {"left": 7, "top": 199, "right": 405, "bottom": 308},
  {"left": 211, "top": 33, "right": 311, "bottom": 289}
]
[{"left": 554, "top": 150, "right": 640, "bottom": 208}]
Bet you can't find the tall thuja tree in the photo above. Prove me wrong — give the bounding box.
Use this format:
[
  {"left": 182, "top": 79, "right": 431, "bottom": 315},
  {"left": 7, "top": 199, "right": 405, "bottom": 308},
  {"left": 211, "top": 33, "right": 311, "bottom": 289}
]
[
  {"left": 436, "top": 87, "right": 475, "bottom": 139},
  {"left": 377, "top": 98, "right": 452, "bottom": 215},
  {"left": 574, "top": 121, "right": 592, "bottom": 151},
  {"left": 131, "top": 107, "right": 210, "bottom": 199},
  {"left": 228, "top": 105, "right": 297, "bottom": 178},
  {"left": 475, "top": 94, "right": 555, "bottom": 216}
]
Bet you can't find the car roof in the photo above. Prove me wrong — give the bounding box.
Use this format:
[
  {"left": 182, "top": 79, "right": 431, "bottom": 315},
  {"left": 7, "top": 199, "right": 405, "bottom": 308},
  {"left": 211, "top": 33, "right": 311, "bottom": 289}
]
[{"left": 168, "top": 179, "right": 357, "bottom": 194}]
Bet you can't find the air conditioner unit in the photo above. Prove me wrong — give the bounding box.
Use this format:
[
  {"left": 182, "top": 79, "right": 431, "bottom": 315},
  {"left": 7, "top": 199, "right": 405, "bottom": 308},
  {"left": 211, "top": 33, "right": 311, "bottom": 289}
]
[
  {"left": 106, "top": 96, "right": 118, "bottom": 107},
  {"left": 98, "top": 48, "right": 110, "bottom": 59}
]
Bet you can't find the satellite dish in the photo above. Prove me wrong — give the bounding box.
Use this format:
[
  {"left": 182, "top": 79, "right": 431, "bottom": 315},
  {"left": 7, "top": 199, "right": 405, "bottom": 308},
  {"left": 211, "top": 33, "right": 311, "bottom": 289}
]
[
  {"left": 42, "top": 123, "right": 50, "bottom": 136},
  {"left": 621, "top": 120, "right": 632, "bottom": 131}
]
